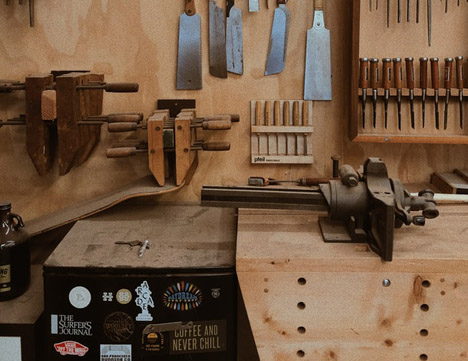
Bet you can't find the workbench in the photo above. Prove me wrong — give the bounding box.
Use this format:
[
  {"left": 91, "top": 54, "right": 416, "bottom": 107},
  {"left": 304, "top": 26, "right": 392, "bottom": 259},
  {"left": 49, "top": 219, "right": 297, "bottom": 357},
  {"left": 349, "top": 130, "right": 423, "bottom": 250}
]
[{"left": 236, "top": 204, "right": 468, "bottom": 361}]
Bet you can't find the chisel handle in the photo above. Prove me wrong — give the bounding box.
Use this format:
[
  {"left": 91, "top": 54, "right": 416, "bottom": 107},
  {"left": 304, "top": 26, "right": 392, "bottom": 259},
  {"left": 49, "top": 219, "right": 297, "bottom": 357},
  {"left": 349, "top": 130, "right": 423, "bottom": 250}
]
[
  {"left": 274, "top": 101, "right": 281, "bottom": 126},
  {"left": 382, "top": 58, "right": 392, "bottom": 90},
  {"left": 420, "top": 57, "right": 428, "bottom": 89},
  {"left": 185, "top": 0, "right": 197, "bottom": 16},
  {"left": 255, "top": 101, "right": 262, "bottom": 126},
  {"left": 359, "top": 58, "right": 369, "bottom": 89},
  {"left": 430, "top": 57, "right": 439, "bottom": 90},
  {"left": 393, "top": 58, "right": 402, "bottom": 89},
  {"left": 265, "top": 101, "right": 272, "bottom": 126},
  {"left": 107, "top": 147, "right": 138, "bottom": 158},
  {"left": 315, "top": 0, "right": 324, "bottom": 9},
  {"left": 293, "top": 101, "right": 300, "bottom": 126},
  {"left": 444, "top": 58, "right": 453, "bottom": 90},
  {"left": 302, "top": 101, "right": 310, "bottom": 126},
  {"left": 283, "top": 101, "right": 290, "bottom": 126},
  {"left": 370, "top": 58, "right": 379, "bottom": 89},
  {"left": 456, "top": 56, "right": 464, "bottom": 89},
  {"left": 405, "top": 57, "right": 415, "bottom": 89}
]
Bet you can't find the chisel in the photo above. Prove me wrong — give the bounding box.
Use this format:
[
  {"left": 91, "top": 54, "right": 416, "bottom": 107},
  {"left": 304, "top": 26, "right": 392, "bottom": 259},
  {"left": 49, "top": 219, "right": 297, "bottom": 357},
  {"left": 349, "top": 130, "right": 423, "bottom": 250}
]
[
  {"left": 443, "top": 57, "right": 453, "bottom": 130},
  {"left": 407, "top": 0, "right": 410, "bottom": 22},
  {"left": 445, "top": 0, "right": 448, "bottom": 12},
  {"left": 387, "top": 0, "right": 390, "bottom": 27},
  {"left": 456, "top": 56, "right": 464, "bottom": 129},
  {"left": 393, "top": 58, "right": 402, "bottom": 130},
  {"left": 359, "top": 58, "right": 370, "bottom": 128},
  {"left": 416, "top": 0, "right": 420, "bottom": 23},
  {"left": 370, "top": 58, "right": 379, "bottom": 128},
  {"left": 405, "top": 57, "right": 415, "bottom": 128},
  {"left": 383, "top": 58, "right": 392, "bottom": 129},
  {"left": 420, "top": 57, "right": 428, "bottom": 127},
  {"left": 430, "top": 57, "right": 440, "bottom": 129},
  {"left": 398, "top": 0, "right": 401, "bottom": 23},
  {"left": 427, "top": 0, "right": 431, "bottom": 46}
]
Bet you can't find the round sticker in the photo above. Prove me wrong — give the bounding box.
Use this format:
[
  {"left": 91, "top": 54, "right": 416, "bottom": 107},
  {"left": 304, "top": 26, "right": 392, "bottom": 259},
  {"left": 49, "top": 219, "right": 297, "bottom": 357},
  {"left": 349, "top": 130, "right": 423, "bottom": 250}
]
[
  {"left": 103, "top": 312, "right": 134, "bottom": 342},
  {"left": 69, "top": 286, "right": 92, "bottom": 309},
  {"left": 116, "top": 288, "right": 132, "bottom": 305}
]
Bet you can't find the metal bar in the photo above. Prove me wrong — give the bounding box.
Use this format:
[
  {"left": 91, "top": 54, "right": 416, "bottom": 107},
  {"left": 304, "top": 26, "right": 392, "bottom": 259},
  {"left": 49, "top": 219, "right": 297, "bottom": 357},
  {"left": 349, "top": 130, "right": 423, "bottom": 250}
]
[{"left": 201, "top": 186, "right": 328, "bottom": 211}]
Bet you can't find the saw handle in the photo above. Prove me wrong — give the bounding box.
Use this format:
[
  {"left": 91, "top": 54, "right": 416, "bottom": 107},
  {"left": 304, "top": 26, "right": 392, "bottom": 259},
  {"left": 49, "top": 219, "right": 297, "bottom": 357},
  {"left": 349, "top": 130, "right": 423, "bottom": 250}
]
[
  {"left": 420, "top": 57, "right": 428, "bottom": 89},
  {"left": 456, "top": 56, "right": 464, "bottom": 89},
  {"left": 405, "top": 57, "right": 414, "bottom": 90},
  {"left": 185, "top": 0, "right": 197, "bottom": 16}
]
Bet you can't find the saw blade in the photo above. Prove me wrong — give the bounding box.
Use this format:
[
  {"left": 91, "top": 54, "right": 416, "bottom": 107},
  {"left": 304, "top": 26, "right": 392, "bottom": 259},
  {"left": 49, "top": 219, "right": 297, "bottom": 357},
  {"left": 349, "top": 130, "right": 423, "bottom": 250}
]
[
  {"left": 176, "top": 13, "right": 202, "bottom": 90},
  {"left": 265, "top": 5, "right": 290, "bottom": 76},
  {"left": 209, "top": 1, "right": 227, "bottom": 78},
  {"left": 226, "top": 6, "right": 243, "bottom": 75}
]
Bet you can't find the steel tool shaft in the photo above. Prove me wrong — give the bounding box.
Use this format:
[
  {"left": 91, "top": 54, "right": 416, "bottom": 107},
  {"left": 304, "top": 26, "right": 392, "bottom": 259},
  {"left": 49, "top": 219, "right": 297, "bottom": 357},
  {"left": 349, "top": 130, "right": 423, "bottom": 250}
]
[
  {"left": 405, "top": 57, "right": 415, "bottom": 128},
  {"left": 370, "top": 58, "right": 379, "bottom": 128},
  {"left": 416, "top": 0, "right": 420, "bottom": 22},
  {"left": 420, "top": 57, "right": 428, "bottom": 127},
  {"left": 393, "top": 58, "right": 403, "bottom": 130},
  {"left": 359, "top": 58, "right": 370, "bottom": 128},
  {"left": 456, "top": 56, "right": 464, "bottom": 128},
  {"left": 382, "top": 58, "right": 392, "bottom": 129},
  {"left": 398, "top": 0, "right": 401, "bottom": 22},
  {"left": 443, "top": 58, "right": 453, "bottom": 130},
  {"left": 387, "top": 0, "right": 390, "bottom": 27},
  {"left": 431, "top": 57, "right": 440, "bottom": 129},
  {"left": 427, "top": 0, "right": 431, "bottom": 46},
  {"left": 407, "top": 0, "right": 410, "bottom": 22}
]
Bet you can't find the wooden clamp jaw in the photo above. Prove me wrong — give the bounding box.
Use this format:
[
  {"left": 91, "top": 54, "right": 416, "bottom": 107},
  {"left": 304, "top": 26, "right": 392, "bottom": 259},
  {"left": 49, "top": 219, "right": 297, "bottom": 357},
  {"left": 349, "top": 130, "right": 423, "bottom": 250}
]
[
  {"left": 147, "top": 110, "right": 168, "bottom": 186},
  {"left": 175, "top": 109, "right": 198, "bottom": 186}
]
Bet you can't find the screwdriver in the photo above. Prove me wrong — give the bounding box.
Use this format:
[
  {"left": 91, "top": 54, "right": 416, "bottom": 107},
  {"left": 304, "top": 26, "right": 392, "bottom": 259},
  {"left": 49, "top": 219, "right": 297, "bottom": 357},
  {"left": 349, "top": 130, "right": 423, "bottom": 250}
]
[
  {"left": 393, "top": 58, "right": 403, "bottom": 130},
  {"left": 455, "top": 56, "right": 464, "bottom": 129},
  {"left": 382, "top": 58, "right": 392, "bottom": 129},
  {"left": 406, "top": 57, "right": 415, "bottom": 128},
  {"left": 420, "top": 57, "right": 428, "bottom": 127},
  {"left": 443, "top": 58, "right": 453, "bottom": 130},
  {"left": 430, "top": 57, "right": 440, "bottom": 129},
  {"left": 359, "top": 58, "right": 369, "bottom": 128},
  {"left": 370, "top": 58, "right": 379, "bottom": 128}
]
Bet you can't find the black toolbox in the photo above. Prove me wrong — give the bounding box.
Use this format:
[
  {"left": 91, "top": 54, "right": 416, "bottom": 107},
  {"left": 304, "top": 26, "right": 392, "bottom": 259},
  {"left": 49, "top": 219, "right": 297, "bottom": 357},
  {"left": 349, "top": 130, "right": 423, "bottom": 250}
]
[{"left": 43, "top": 204, "right": 237, "bottom": 361}]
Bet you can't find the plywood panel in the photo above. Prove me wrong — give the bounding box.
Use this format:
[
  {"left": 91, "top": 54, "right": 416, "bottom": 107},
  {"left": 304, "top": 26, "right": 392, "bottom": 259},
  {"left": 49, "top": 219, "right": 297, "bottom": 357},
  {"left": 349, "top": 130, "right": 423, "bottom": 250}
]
[{"left": 0, "top": 1, "right": 467, "bottom": 221}]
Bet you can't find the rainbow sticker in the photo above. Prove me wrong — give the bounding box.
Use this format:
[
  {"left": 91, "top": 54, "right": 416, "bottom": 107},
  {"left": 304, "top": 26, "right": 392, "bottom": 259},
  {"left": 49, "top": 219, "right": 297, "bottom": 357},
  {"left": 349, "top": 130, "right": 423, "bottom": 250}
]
[{"left": 163, "top": 281, "right": 203, "bottom": 311}]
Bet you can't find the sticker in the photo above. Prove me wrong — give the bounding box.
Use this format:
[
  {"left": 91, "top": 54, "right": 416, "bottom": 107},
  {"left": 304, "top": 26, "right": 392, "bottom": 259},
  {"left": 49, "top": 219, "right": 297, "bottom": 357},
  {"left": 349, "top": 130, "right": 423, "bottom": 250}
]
[
  {"left": 211, "top": 288, "right": 221, "bottom": 299},
  {"left": 141, "top": 331, "right": 165, "bottom": 353},
  {"left": 170, "top": 320, "right": 227, "bottom": 355},
  {"left": 102, "top": 292, "right": 113, "bottom": 302},
  {"left": 0, "top": 337, "right": 21, "bottom": 361},
  {"left": 163, "top": 282, "right": 203, "bottom": 311},
  {"left": 135, "top": 281, "right": 154, "bottom": 321},
  {"left": 51, "top": 314, "right": 93, "bottom": 336},
  {"left": 54, "top": 341, "right": 89, "bottom": 357},
  {"left": 100, "top": 344, "right": 131, "bottom": 361},
  {"left": 116, "top": 289, "right": 132, "bottom": 305},
  {"left": 69, "top": 286, "right": 91, "bottom": 309},
  {"left": 103, "top": 312, "right": 134, "bottom": 342},
  {"left": 0, "top": 264, "right": 11, "bottom": 293}
]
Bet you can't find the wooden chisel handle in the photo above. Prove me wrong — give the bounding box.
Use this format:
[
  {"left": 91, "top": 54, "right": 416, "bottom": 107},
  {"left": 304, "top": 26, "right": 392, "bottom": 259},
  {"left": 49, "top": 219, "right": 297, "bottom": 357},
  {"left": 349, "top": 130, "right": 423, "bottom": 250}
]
[
  {"left": 264, "top": 101, "right": 272, "bottom": 126},
  {"left": 405, "top": 57, "right": 414, "bottom": 89},
  {"left": 293, "top": 101, "right": 300, "bottom": 126},
  {"left": 393, "top": 58, "right": 402, "bottom": 89},
  {"left": 315, "top": 0, "right": 324, "bottom": 9},
  {"left": 283, "top": 102, "right": 290, "bottom": 126},
  {"left": 456, "top": 56, "right": 464, "bottom": 89},
  {"left": 382, "top": 58, "right": 392, "bottom": 90},
  {"left": 444, "top": 58, "right": 453, "bottom": 90},
  {"left": 420, "top": 57, "right": 428, "bottom": 89},
  {"left": 430, "top": 57, "right": 439, "bottom": 90},
  {"left": 359, "top": 58, "right": 369, "bottom": 89},
  {"left": 370, "top": 58, "right": 379, "bottom": 89},
  {"left": 255, "top": 101, "right": 262, "bottom": 126},
  {"left": 185, "top": 0, "right": 197, "bottom": 16},
  {"left": 302, "top": 101, "right": 310, "bottom": 126},
  {"left": 274, "top": 101, "right": 281, "bottom": 126},
  {"left": 107, "top": 147, "right": 137, "bottom": 158}
]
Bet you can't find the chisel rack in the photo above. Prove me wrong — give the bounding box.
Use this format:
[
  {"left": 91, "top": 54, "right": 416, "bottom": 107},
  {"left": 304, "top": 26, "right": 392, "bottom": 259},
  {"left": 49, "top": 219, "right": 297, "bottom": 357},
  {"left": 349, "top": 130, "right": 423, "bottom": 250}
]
[
  {"left": 351, "top": 0, "right": 468, "bottom": 144},
  {"left": 250, "top": 100, "right": 314, "bottom": 164}
]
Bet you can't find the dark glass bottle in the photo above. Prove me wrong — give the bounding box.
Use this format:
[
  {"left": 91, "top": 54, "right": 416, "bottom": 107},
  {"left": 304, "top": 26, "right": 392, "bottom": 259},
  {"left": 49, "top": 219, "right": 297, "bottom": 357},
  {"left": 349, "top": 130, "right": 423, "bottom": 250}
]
[{"left": 0, "top": 202, "right": 30, "bottom": 301}]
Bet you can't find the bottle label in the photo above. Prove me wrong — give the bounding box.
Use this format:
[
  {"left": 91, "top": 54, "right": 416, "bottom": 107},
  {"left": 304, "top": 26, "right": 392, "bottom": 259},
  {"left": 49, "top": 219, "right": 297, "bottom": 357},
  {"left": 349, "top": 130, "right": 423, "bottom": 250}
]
[{"left": 0, "top": 264, "right": 11, "bottom": 292}]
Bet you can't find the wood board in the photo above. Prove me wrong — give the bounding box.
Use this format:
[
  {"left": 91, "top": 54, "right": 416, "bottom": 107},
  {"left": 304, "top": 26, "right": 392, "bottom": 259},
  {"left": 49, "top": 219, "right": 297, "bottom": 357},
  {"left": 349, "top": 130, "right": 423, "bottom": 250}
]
[{"left": 237, "top": 205, "right": 468, "bottom": 360}]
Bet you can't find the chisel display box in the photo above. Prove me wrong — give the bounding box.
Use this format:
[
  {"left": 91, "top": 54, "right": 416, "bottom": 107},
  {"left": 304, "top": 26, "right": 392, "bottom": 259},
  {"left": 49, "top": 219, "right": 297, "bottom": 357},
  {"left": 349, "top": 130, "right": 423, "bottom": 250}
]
[
  {"left": 351, "top": 0, "right": 468, "bottom": 144},
  {"left": 42, "top": 204, "right": 237, "bottom": 361}
]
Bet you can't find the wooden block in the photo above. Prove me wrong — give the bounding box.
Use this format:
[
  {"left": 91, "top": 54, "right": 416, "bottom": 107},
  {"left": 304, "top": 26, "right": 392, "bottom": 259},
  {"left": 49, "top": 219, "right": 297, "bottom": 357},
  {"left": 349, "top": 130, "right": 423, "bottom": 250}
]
[
  {"left": 431, "top": 172, "right": 468, "bottom": 194},
  {"left": 237, "top": 205, "right": 468, "bottom": 361},
  {"left": 251, "top": 100, "right": 313, "bottom": 164},
  {"left": 147, "top": 110, "right": 168, "bottom": 186},
  {"left": 25, "top": 74, "right": 55, "bottom": 176},
  {"left": 41, "top": 89, "right": 56, "bottom": 121}
]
